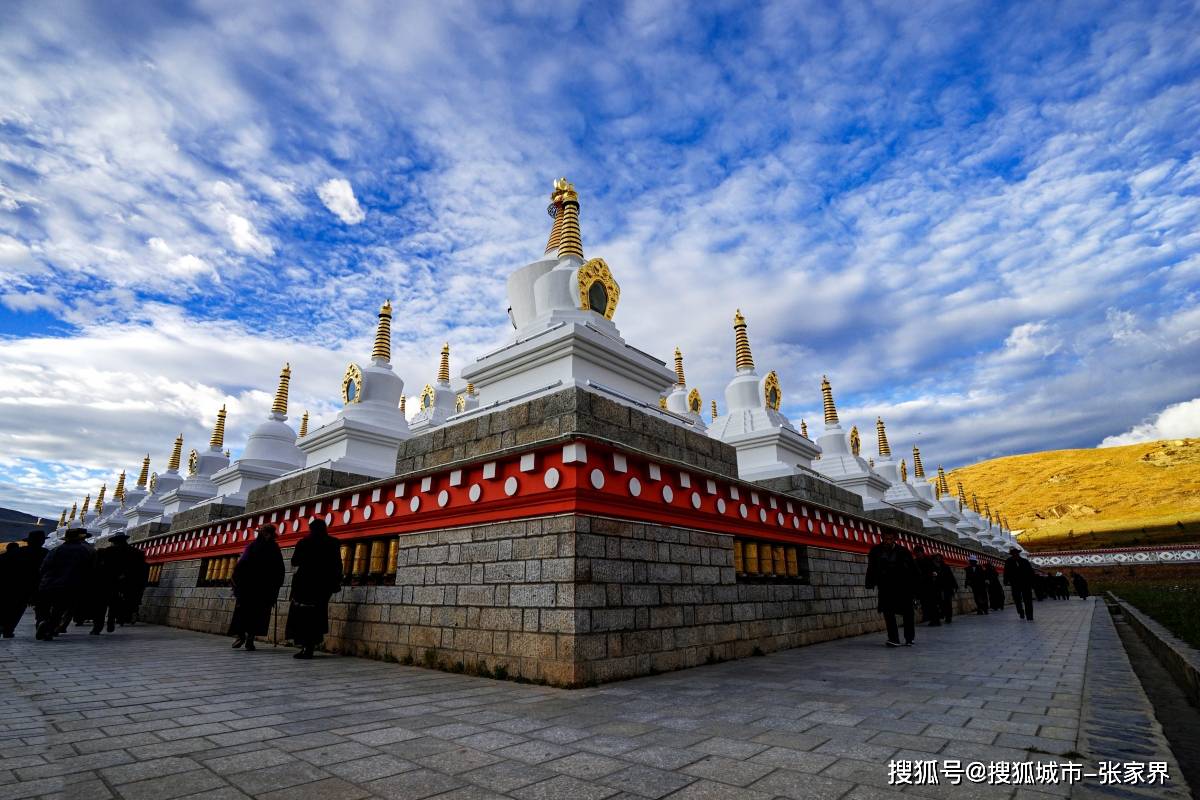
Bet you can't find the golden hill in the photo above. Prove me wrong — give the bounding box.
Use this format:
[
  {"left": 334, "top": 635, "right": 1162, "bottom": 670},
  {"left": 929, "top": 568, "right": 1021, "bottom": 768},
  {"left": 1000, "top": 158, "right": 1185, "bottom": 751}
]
[{"left": 942, "top": 438, "right": 1200, "bottom": 552}]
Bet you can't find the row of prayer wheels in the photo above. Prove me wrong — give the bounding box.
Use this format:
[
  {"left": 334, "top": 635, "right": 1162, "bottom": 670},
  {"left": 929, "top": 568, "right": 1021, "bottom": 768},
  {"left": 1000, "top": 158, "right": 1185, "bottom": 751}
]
[
  {"left": 733, "top": 540, "right": 802, "bottom": 579},
  {"left": 202, "top": 554, "right": 239, "bottom": 584},
  {"left": 339, "top": 537, "right": 400, "bottom": 584},
  {"left": 147, "top": 563, "right": 163, "bottom": 585}
]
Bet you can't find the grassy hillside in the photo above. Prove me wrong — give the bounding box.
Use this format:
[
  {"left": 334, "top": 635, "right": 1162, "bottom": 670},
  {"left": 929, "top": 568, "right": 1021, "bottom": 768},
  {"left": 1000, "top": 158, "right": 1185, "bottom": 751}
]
[
  {"left": 944, "top": 438, "right": 1200, "bottom": 552},
  {"left": 0, "top": 507, "right": 55, "bottom": 543}
]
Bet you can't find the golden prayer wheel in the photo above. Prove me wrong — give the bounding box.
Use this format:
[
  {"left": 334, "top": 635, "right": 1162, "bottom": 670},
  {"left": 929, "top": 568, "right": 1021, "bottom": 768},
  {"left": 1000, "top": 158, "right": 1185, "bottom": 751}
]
[
  {"left": 222, "top": 557, "right": 235, "bottom": 582},
  {"left": 352, "top": 541, "right": 369, "bottom": 579},
  {"left": 786, "top": 547, "right": 800, "bottom": 577},
  {"left": 744, "top": 542, "right": 759, "bottom": 575},
  {"left": 732, "top": 540, "right": 744, "bottom": 574},
  {"left": 761, "top": 545, "right": 775, "bottom": 576},
  {"left": 368, "top": 539, "right": 386, "bottom": 576},
  {"left": 386, "top": 538, "right": 399, "bottom": 577},
  {"left": 773, "top": 545, "right": 786, "bottom": 577},
  {"left": 340, "top": 544, "right": 353, "bottom": 577}
]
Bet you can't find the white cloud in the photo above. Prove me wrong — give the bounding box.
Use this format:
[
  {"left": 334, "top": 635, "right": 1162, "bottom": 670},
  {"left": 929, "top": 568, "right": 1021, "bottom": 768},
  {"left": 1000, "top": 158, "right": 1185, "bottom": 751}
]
[
  {"left": 317, "top": 178, "right": 366, "bottom": 224},
  {"left": 1100, "top": 398, "right": 1200, "bottom": 447},
  {"left": 224, "top": 213, "right": 274, "bottom": 257}
]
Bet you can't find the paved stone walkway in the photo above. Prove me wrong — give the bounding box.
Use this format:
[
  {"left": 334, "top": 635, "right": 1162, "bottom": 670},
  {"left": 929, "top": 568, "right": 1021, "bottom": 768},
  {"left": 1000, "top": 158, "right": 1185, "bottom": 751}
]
[{"left": 0, "top": 599, "right": 1187, "bottom": 800}]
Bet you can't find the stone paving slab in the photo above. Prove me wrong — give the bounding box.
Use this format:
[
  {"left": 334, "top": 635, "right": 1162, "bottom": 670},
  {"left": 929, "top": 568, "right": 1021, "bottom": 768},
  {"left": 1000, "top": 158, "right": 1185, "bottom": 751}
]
[{"left": 0, "top": 599, "right": 1185, "bottom": 799}]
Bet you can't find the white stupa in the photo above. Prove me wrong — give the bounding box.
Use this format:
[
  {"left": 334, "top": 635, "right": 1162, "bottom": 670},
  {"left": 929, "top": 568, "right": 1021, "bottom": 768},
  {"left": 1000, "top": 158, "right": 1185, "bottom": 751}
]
[
  {"left": 207, "top": 365, "right": 305, "bottom": 506},
  {"left": 157, "top": 407, "right": 231, "bottom": 524},
  {"left": 300, "top": 303, "right": 411, "bottom": 478},
  {"left": 664, "top": 348, "right": 707, "bottom": 431},
  {"left": 811, "top": 377, "right": 892, "bottom": 509},
  {"left": 709, "top": 312, "right": 820, "bottom": 479},
  {"left": 103, "top": 458, "right": 150, "bottom": 536},
  {"left": 409, "top": 344, "right": 458, "bottom": 432},
  {"left": 125, "top": 435, "right": 185, "bottom": 527},
  {"left": 873, "top": 419, "right": 934, "bottom": 525},
  {"left": 461, "top": 178, "right": 677, "bottom": 414},
  {"left": 908, "top": 448, "right": 961, "bottom": 536}
]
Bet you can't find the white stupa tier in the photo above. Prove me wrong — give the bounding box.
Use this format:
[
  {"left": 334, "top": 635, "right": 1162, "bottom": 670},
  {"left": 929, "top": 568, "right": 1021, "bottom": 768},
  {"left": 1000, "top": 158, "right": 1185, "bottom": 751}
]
[
  {"left": 409, "top": 345, "right": 458, "bottom": 433},
  {"left": 708, "top": 314, "right": 820, "bottom": 480},
  {"left": 205, "top": 366, "right": 305, "bottom": 507},
  {"left": 664, "top": 349, "right": 707, "bottom": 432},
  {"left": 909, "top": 455, "right": 963, "bottom": 538},
  {"left": 460, "top": 179, "right": 677, "bottom": 419},
  {"left": 157, "top": 408, "right": 232, "bottom": 524},
  {"left": 126, "top": 436, "right": 186, "bottom": 527},
  {"left": 300, "top": 305, "right": 411, "bottom": 478},
  {"left": 810, "top": 380, "right": 892, "bottom": 510}
]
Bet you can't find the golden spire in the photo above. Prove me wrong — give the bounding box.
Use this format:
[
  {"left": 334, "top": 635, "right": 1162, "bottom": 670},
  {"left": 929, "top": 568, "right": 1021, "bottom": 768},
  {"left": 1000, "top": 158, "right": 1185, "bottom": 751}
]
[
  {"left": 956, "top": 481, "right": 967, "bottom": 510},
  {"left": 58, "top": 509, "right": 66, "bottom": 527},
  {"left": 437, "top": 343, "right": 450, "bottom": 384},
  {"left": 114, "top": 470, "right": 126, "bottom": 502},
  {"left": 167, "top": 434, "right": 184, "bottom": 472},
  {"left": 899, "top": 459, "right": 907, "bottom": 482},
  {"left": 271, "top": 363, "right": 291, "bottom": 416},
  {"left": 875, "top": 417, "right": 891, "bottom": 458},
  {"left": 400, "top": 395, "right": 406, "bottom": 414},
  {"left": 711, "top": 399, "right": 718, "bottom": 421},
  {"left": 467, "top": 382, "right": 476, "bottom": 396},
  {"left": 912, "top": 446, "right": 925, "bottom": 479},
  {"left": 849, "top": 425, "right": 861, "bottom": 456},
  {"left": 372, "top": 300, "right": 393, "bottom": 362},
  {"left": 821, "top": 375, "right": 839, "bottom": 425},
  {"left": 673, "top": 347, "right": 686, "bottom": 385},
  {"left": 971, "top": 493, "right": 981, "bottom": 514},
  {"left": 81, "top": 494, "right": 90, "bottom": 518},
  {"left": 298, "top": 411, "right": 309, "bottom": 438},
  {"left": 733, "top": 309, "right": 754, "bottom": 371},
  {"left": 936, "top": 466, "right": 950, "bottom": 497},
  {"left": 553, "top": 178, "right": 583, "bottom": 260},
  {"left": 95, "top": 484, "right": 106, "bottom": 515},
  {"left": 544, "top": 180, "right": 567, "bottom": 254},
  {"left": 68, "top": 502, "right": 77, "bottom": 522},
  {"left": 800, "top": 419, "right": 808, "bottom": 438},
  {"left": 210, "top": 405, "right": 227, "bottom": 449}
]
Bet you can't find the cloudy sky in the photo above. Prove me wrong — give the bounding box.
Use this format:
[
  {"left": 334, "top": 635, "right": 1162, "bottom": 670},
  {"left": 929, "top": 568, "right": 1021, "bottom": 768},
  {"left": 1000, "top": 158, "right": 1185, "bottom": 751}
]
[{"left": 2, "top": 1, "right": 1199, "bottom": 518}]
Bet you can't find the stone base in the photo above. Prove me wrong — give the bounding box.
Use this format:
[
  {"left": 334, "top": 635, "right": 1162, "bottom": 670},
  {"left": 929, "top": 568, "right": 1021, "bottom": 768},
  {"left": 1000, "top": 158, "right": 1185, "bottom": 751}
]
[
  {"left": 246, "top": 467, "right": 375, "bottom": 513},
  {"left": 169, "top": 502, "right": 247, "bottom": 533},
  {"left": 127, "top": 521, "right": 169, "bottom": 544}
]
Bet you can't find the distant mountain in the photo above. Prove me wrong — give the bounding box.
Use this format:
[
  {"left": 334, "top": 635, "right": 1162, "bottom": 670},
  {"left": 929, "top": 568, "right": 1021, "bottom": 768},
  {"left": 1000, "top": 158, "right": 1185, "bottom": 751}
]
[
  {"left": 0, "top": 507, "right": 55, "bottom": 543},
  {"left": 944, "top": 438, "right": 1200, "bottom": 552}
]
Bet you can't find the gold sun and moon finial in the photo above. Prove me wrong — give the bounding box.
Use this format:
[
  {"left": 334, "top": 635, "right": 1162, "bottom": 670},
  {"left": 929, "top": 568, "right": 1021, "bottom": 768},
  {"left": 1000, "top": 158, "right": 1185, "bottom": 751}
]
[
  {"left": 298, "top": 411, "right": 309, "bottom": 438},
  {"left": 210, "top": 405, "right": 227, "bottom": 450},
  {"left": 372, "top": 300, "right": 393, "bottom": 363},
  {"left": 438, "top": 343, "right": 451, "bottom": 385},
  {"left": 733, "top": 310, "right": 754, "bottom": 372},
  {"left": 113, "top": 470, "right": 126, "bottom": 503},
  {"left": 763, "top": 370, "right": 782, "bottom": 411},
  {"left": 912, "top": 447, "right": 925, "bottom": 479},
  {"left": 899, "top": 459, "right": 908, "bottom": 482},
  {"left": 876, "top": 417, "right": 891, "bottom": 458},
  {"left": 821, "top": 375, "right": 839, "bottom": 426},
  {"left": 849, "top": 425, "right": 861, "bottom": 457},
  {"left": 272, "top": 363, "right": 291, "bottom": 416},
  {"left": 167, "top": 434, "right": 184, "bottom": 472}
]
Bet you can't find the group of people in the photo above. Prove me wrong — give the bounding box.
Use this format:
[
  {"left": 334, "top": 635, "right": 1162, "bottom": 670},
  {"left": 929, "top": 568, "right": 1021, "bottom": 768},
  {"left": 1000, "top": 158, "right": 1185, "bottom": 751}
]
[
  {"left": 866, "top": 529, "right": 1080, "bottom": 647},
  {"left": 1036, "top": 570, "right": 1089, "bottom": 601},
  {"left": 0, "top": 528, "right": 148, "bottom": 640},
  {"left": 228, "top": 519, "right": 343, "bottom": 659}
]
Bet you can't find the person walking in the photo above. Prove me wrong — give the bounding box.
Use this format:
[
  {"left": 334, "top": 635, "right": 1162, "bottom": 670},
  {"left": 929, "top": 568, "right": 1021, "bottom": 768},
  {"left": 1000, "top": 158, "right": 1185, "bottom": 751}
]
[
  {"left": 984, "top": 562, "right": 1005, "bottom": 611},
  {"left": 1071, "top": 571, "right": 1090, "bottom": 600},
  {"left": 35, "top": 529, "right": 95, "bottom": 640},
  {"left": 964, "top": 557, "right": 990, "bottom": 615},
  {"left": 865, "top": 530, "right": 918, "bottom": 647},
  {"left": 932, "top": 554, "right": 958, "bottom": 624},
  {"left": 285, "top": 519, "right": 343, "bottom": 659},
  {"left": 89, "top": 533, "right": 146, "bottom": 635},
  {"left": 0, "top": 543, "right": 23, "bottom": 637},
  {"left": 229, "top": 524, "right": 285, "bottom": 651},
  {"left": 912, "top": 545, "right": 941, "bottom": 626},
  {"left": 1004, "top": 547, "right": 1036, "bottom": 621}
]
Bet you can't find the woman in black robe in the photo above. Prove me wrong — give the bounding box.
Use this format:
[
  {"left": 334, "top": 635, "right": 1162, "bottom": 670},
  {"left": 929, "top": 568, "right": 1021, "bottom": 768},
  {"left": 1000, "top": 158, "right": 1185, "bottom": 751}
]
[
  {"left": 228, "top": 525, "right": 284, "bottom": 651},
  {"left": 284, "top": 518, "right": 342, "bottom": 659},
  {"left": 984, "top": 562, "right": 1005, "bottom": 611}
]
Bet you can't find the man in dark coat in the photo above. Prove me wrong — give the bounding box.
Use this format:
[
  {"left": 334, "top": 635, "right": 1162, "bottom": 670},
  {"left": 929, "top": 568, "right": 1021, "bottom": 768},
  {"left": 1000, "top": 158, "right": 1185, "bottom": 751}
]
[
  {"left": 229, "top": 525, "right": 285, "bottom": 651},
  {"left": 865, "top": 530, "right": 917, "bottom": 647},
  {"left": 90, "top": 534, "right": 147, "bottom": 635},
  {"left": 36, "top": 529, "right": 95, "bottom": 640},
  {"left": 0, "top": 543, "right": 22, "bottom": 637},
  {"left": 932, "top": 554, "right": 958, "bottom": 624},
  {"left": 984, "top": 562, "right": 1005, "bottom": 611},
  {"left": 285, "top": 519, "right": 343, "bottom": 659},
  {"left": 1071, "top": 571, "right": 1090, "bottom": 600},
  {"left": 964, "top": 557, "right": 990, "bottom": 615},
  {"left": 911, "top": 545, "right": 941, "bottom": 626},
  {"left": 1003, "top": 548, "right": 1036, "bottom": 621}
]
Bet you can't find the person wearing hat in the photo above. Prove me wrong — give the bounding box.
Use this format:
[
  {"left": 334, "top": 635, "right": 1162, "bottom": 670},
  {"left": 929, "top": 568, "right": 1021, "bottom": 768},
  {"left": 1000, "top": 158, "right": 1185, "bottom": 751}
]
[
  {"left": 228, "top": 524, "right": 285, "bottom": 651},
  {"left": 865, "top": 530, "right": 918, "bottom": 647},
  {"left": 2, "top": 530, "right": 49, "bottom": 637},
  {"left": 89, "top": 533, "right": 147, "bottom": 635},
  {"left": 963, "top": 556, "right": 990, "bottom": 615},
  {"left": 35, "top": 528, "right": 95, "bottom": 640},
  {"left": 1003, "top": 547, "right": 1036, "bottom": 621}
]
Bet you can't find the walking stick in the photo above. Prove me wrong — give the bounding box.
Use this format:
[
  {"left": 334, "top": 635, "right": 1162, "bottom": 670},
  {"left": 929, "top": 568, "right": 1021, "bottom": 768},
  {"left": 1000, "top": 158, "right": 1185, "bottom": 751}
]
[{"left": 273, "top": 601, "right": 278, "bottom": 647}]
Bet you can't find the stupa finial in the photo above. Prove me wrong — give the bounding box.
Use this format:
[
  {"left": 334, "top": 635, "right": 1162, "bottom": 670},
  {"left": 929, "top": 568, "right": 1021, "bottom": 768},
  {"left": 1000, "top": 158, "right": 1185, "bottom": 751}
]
[
  {"left": 58, "top": 508, "right": 66, "bottom": 527},
  {"left": 298, "top": 411, "right": 309, "bottom": 438},
  {"left": 733, "top": 310, "right": 754, "bottom": 371},
  {"left": 136, "top": 455, "right": 150, "bottom": 489},
  {"left": 68, "top": 502, "right": 77, "bottom": 521},
  {"left": 821, "top": 375, "right": 839, "bottom": 425},
  {"left": 271, "top": 363, "right": 291, "bottom": 416},
  {"left": 372, "top": 300, "right": 393, "bottom": 362},
  {"left": 113, "top": 470, "right": 126, "bottom": 502},
  {"left": 438, "top": 343, "right": 451, "bottom": 385},
  {"left": 81, "top": 494, "right": 90, "bottom": 517},
  {"left": 167, "top": 434, "right": 184, "bottom": 472},
  {"left": 711, "top": 399, "right": 718, "bottom": 421},
  {"left": 876, "top": 417, "right": 891, "bottom": 458},
  {"left": 96, "top": 483, "right": 106, "bottom": 513},
  {"left": 800, "top": 419, "right": 808, "bottom": 438},
  {"left": 937, "top": 465, "right": 950, "bottom": 498},
  {"left": 210, "top": 405, "right": 227, "bottom": 450},
  {"left": 399, "top": 395, "right": 406, "bottom": 414},
  {"left": 912, "top": 446, "right": 925, "bottom": 479},
  {"left": 553, "top": 178, "right": 583, "bottom": 260},
  {"left": 673, "top": 347, "right": 686, "bottom": 386},
  {"left": 957, "top": 481, "right": 968, "bottom": 510}
]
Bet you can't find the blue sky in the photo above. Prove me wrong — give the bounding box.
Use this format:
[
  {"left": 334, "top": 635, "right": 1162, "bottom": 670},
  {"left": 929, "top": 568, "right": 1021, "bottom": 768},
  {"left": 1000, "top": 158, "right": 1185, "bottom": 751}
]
[{"left": 2, "top": 0, "right": 1199, "bottom": 517}]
